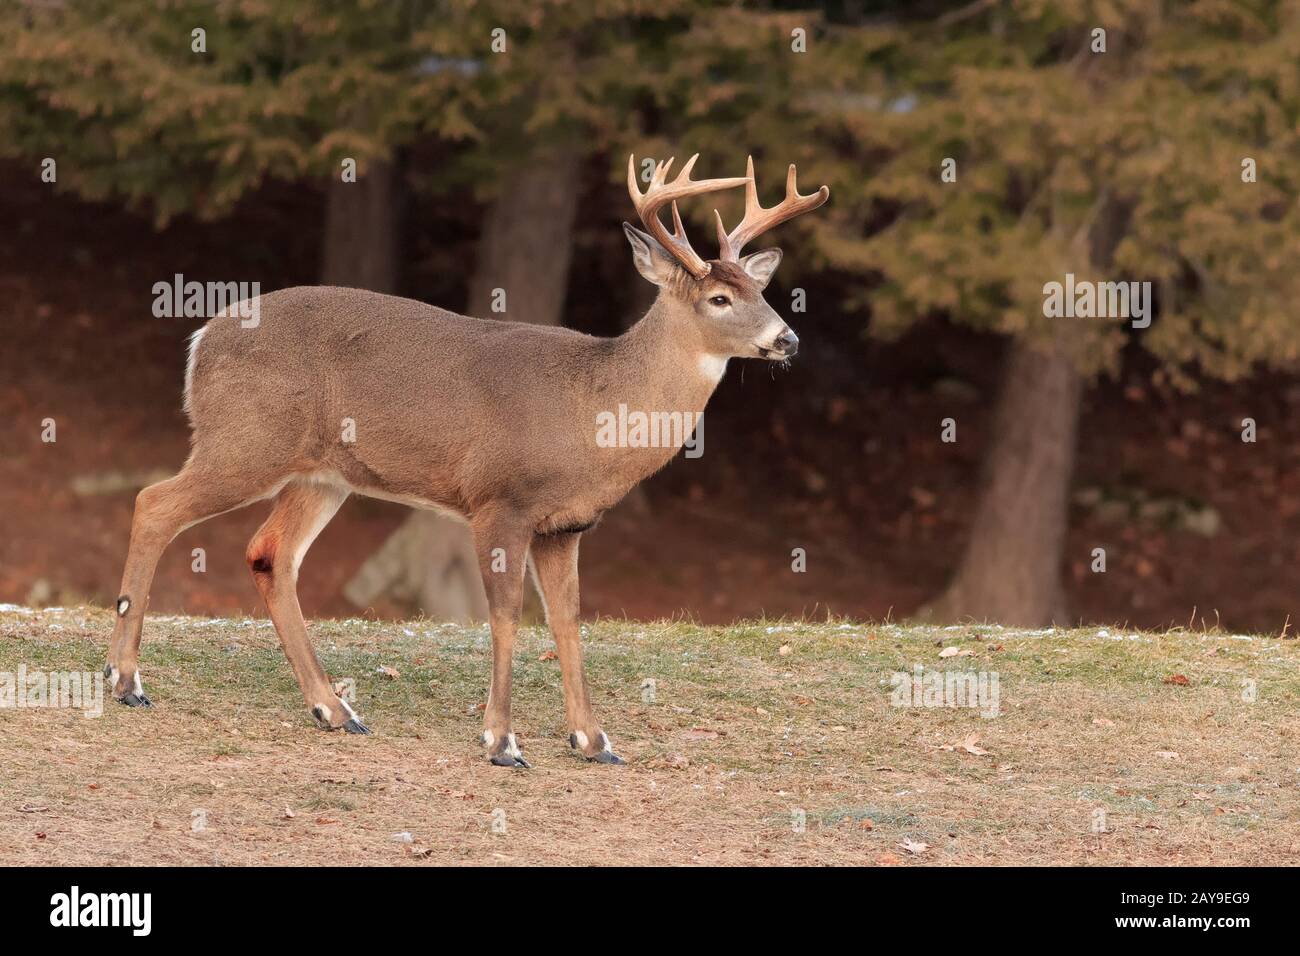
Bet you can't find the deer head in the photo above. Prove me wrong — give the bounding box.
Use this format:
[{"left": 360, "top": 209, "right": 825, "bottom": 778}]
[{"left": 624, "top": 153, "right": 829, "bottom": 361}]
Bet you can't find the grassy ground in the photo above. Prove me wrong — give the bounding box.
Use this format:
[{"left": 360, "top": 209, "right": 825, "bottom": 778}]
[{"left": 0, "top": 605, "right": 1297, "bottom": 866}]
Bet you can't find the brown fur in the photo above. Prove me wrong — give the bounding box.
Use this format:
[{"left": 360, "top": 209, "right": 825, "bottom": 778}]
[{"left": 103, "top": 234, "right": 804, "bottom": 763}]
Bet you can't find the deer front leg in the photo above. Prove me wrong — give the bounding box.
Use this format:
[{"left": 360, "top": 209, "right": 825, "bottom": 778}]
[
  {"left": 529, "top": 532, "right": 623, "bottom": 764},
  {"left": 470, "top": 508, "right": 532, "bottom": 768}
]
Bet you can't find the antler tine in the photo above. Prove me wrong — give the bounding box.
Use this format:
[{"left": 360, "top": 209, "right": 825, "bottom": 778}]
[
  {"left": 627, "top": 153, "right": 750, "bottom": 279},
  {"left": 716, "top": 156, "right": 831, "bottom": 262}
]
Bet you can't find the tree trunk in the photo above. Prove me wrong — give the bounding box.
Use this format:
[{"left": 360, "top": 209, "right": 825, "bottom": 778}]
[
  {"left": 926, "top": 334, "right": 1082, "bottom": 626},
  {"left": 927, "top": 188, "right": 1130, "bottom": 627},
  {"left": 321, "top": 158, "right": 400, "bottom": 292},
  {"left": 343, "top": 148, "right": 581, "bottom": 621}
]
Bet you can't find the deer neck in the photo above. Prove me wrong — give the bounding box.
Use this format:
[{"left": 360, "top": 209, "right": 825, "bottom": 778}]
[{"left": 608, "top": 297, "right": 726, "bottom": 416}]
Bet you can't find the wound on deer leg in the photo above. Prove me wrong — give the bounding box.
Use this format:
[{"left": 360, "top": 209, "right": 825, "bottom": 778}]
[{"left": 247, "top": 534, "right": 277, "bottom": 579}]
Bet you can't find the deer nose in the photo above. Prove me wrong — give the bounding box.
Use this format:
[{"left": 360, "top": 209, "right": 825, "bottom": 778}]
[{"left": 773, "top": 329, "right": 799, "bottom": 356}]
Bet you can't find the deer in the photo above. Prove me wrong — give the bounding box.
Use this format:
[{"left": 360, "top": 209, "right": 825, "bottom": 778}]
[{"left": 104, "top": 153, "right": 829, "bottom": 767}]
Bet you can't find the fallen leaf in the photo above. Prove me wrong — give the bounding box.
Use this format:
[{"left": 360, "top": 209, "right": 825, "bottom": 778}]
[
  {"left": 406, "top": 845, "right": 433, "bottom": 859},
  {"left": 377, "top": 665, "right": 400, "bottom": 680},
  {"left": 1092, "top": 717, "right": 1116, "bottom": 727},
  {"left": 859, "top": 818, "right": 875, "bottom": 831},
  {"left": 682, "top": 728, "right": 719, "bottom": 741},
  {"left": 899, "top": 839, "right": 930, "bottom": 855},
  {"left": 315, "top": 817, "right": 340, "bottom": 825},
  {"left": 940, "top": 733, "right": 989, "bottom": 756},
  {"left": 1163, "top": 674, "right": 1191, "bottom": 686}
]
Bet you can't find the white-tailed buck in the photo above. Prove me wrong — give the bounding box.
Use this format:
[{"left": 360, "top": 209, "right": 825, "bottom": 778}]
[{"left": 105, "top": 154, "right": 828, "bottom": 766}]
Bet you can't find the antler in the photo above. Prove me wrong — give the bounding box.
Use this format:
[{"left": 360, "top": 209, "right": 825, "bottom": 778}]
[
  {"left": 714, "top": 156, "right": 830, "bottom": 262},
  {"left": 627, "top": 154, "right": 750, "bottom": 278}
]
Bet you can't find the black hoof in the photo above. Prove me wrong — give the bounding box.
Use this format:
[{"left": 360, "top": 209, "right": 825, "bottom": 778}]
[
  {"left": 570, "top": 733, "right": 623, "bottom": 764},
  {"left": 119, "top": 692, "right": 152, "bottom": 708},
  {"left": 343, "top": 717, "right": 370, "bottom": 735},
  {"left": 489, "top": 753, "right": 531, "bottom": 769}
]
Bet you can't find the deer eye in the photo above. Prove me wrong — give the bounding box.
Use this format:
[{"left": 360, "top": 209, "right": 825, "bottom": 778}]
[{"left": 708, "top": 294, "right": 731, "bottom": 307}]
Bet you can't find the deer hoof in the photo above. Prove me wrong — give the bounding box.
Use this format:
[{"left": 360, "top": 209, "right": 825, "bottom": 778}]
[
  {"left": 312, "top": 701, "right": 368, "bottom": 733},
  {"left": 107, "top": 665, "right": 150, "bottom": 706},
  {"left": 570, "top": 731, "right": 624, "bottom": 764},
  {"left": 343, "top": 717, "right": 370, "bottom": 735},
  {"left": 483, "top": 731, "right": 529, "bottom": 768}
]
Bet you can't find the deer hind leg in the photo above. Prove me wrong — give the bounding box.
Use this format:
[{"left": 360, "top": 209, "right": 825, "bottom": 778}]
[
  {"left": 470, "top": 506, "right": 533, "bottom": 768},
  {"left": 106, "top": 464, "right": 278, "bottom": 706},
  {"left": 529, "top": 532, "right": 623, "bottom": 764},
  {"left": 245, "top": 480, "right": 363, "bottom": 732}
]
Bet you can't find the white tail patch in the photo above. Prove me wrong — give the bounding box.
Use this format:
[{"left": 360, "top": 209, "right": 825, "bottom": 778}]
[{"left": 182, "top": 325, "right": 207, "bottom": 414}]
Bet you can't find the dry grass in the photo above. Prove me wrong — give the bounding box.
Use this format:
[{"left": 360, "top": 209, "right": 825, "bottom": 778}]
[{"left": 1, "top": 605, "right": 1297, "bottom": 866}]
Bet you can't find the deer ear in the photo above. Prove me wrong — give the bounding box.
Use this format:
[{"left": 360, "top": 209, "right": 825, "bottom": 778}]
[
  {"left": 740, "top": 248, "right": 782, "bottom": 290},
  {"left": 623, "top": 222, "right": 677, "bottom": 287}
]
